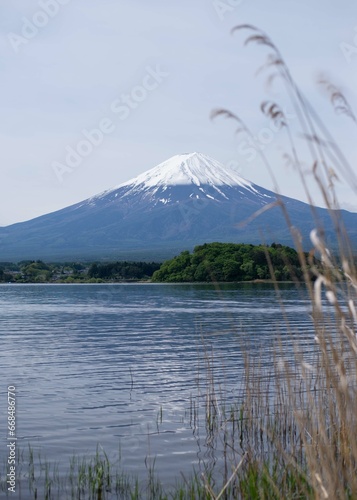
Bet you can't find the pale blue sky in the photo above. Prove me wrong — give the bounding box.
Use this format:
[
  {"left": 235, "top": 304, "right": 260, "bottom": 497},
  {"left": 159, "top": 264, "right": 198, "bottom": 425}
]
[{"left": 1, "top": 0, "right": 357, "bottom": 225}]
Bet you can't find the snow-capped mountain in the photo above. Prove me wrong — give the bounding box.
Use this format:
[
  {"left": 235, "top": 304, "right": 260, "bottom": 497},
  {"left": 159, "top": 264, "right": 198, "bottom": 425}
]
[
  {"left": 0, "top": 152, "right": 355, "bottom": 261},
  {"left": 112, "top": 152, "right": 257, "bottom": 195},
  {"left": 82, "top": 152, "right": 272, "bottom": 208}
]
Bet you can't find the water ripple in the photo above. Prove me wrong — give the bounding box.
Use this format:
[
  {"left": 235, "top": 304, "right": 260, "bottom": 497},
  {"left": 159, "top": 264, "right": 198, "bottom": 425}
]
[{"left": 0, "top": 283, "right": 321, "bottom": 480}]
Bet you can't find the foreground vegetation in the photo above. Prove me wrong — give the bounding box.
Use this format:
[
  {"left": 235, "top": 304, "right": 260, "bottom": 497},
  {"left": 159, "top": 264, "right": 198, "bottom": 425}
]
[{"left": 0, "top": 330, "right": 355, "bottom": 499}]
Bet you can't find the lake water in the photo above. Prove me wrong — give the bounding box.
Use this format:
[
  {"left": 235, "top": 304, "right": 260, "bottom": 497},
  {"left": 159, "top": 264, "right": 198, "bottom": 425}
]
[{"left": 0, "top": 283, "right": 318, "bottom": 486}]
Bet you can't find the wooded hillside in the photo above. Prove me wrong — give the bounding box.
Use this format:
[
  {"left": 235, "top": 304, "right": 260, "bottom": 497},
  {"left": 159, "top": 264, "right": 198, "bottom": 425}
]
[{"left": 152, "top": 242, "right": 310, "bottom": 282}]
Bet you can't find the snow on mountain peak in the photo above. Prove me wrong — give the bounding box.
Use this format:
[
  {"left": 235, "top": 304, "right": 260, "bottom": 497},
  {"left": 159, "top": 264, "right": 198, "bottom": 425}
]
[
  {"left": 88, "top": 152, "right": 261, "bottom": 206},
  {"left": 117, "top": 152, "right": 253, "bottom": 190}
]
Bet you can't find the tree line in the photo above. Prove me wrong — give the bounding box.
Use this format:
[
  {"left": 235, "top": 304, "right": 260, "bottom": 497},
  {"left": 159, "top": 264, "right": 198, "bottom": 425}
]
[
  {"left": 0, "top": 243, "right": 317, "bottom": 283},
  {"left": 152, "top": 242, "right": 313, "bottom": 282},
  {"left": 0, "top": 260, "right": 160, "bottom": 283},
  {"left": 87, "top": 261, "right": 160, "bottom": 280}
]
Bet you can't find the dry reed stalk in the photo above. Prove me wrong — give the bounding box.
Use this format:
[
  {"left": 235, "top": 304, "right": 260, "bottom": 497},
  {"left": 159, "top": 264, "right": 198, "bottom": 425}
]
[{"left": 210, "top": 24, "right": 357, "bottom": 499}]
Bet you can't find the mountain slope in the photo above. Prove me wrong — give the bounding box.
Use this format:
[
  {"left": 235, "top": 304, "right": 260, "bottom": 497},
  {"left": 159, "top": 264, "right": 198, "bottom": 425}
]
[{"left": 0, "top": 152, "right": 355, "bottom": 261}]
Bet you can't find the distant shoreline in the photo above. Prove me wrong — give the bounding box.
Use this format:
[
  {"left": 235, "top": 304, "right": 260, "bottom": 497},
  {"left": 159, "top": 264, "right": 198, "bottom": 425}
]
[{"left": 1, "top": 279, "right": 297, "bottom": 285}]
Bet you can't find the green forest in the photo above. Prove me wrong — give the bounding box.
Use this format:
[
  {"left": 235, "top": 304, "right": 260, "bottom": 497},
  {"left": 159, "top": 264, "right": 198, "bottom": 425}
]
[
  {"left": 0, "top": 243, "right": 313, "bottom": 283},
  {"left": 0, "top": 260, "right": 160, "bottom": 283},
  {"left": 87, "top": 261, "right": 160, "bottom": 281},
  {"left": 152, "top": 242, "right": 310, "bottom": 282}
]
